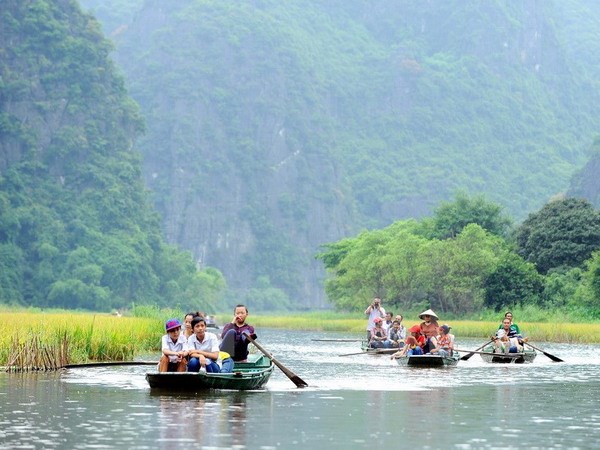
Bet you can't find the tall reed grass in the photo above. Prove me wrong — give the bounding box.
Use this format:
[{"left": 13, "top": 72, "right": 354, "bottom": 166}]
[{"left": 0, "top": 312, "right": 162, "bottom": 367}]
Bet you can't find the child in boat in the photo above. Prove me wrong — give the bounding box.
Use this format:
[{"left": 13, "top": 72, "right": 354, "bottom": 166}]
[
  {"left": 158, "top": 319, "right": 188, "bottom": 372},
  {"left": 429, "top": 324, "right": 454, "bottom": 357},
  {"left": 220, "top": 304, "right": 256, "bottom": 362},
  {"left": 390, "top": 325, "right": 425, "bottom": 358},
  {"left": 187, "top": 316, "right": 234, "bottom": 373}
]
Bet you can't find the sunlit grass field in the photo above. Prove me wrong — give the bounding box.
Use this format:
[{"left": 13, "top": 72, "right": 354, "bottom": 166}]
[
  {"left": 0, "top": 311, "right": 162, "bottom": 366},
  {"left": 1, "top": 308, "right": 598, "bottom": 366}
]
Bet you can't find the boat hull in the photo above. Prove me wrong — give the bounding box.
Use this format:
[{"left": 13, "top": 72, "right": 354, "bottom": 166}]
[
  {"left": 395, "top": 353, "right": 460, "bottom": 367},
  {"left": 480, "top": 347, "right": 537, "bottom": 364},
  {"left": 145, "top": 354, "right": 274, "bottom": 391}
]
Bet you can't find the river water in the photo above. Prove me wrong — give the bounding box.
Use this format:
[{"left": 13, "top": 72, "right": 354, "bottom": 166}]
[{"left": 1, "top": 328, "right": 598, "bottom": 449}]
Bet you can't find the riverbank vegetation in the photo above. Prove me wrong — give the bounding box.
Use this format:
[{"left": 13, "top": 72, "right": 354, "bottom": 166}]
[
  {"left": 317, "top": 194, "right": 600, "bottom": 321},
  {"left": 1, "top": 308, "right": 598, "bottom": 368},
  {"left": 0, "top": 311, "right": 161, "bottom": 367}
]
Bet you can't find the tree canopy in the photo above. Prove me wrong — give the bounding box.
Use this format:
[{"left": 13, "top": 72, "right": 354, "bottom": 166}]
[
  {"left": 0, "top": 0, "right": 226, "bottom": 311},
  {"left": 514, "top": 197, "right": 600, "bottom": 274}
]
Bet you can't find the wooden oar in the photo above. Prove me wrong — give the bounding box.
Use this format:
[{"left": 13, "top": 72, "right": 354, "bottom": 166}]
[
  {"left": 339, "top": 348, "right": 398, "bottom": 357},
  {"left": 65, "top": 361, "right": 158, "bottom": 368},
  {"left": 459, "top": 339, "right": 494, "bottom": 361},
  {"left": 524, "top": 342, "right": 564, "bottom": 362},
  {"left": 311, "top": 339, "right": 363, "bottom": 342},
  {"left": 244, "top": 334, "right": 308, "bottom": 388}
]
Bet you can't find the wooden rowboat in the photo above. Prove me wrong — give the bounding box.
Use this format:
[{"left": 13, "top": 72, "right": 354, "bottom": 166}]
[
  {"left": 479, "top": 346, "right": 537, "bottom": 364},
  {"left": 395, "top": 352, "right": 460, "bottom": 367},
  {"left": 145, "top": 354, "right": 274, "bottom": 391}
]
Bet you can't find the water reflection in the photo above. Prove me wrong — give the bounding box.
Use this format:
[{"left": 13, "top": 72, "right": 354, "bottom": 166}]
[
  {"left": 0, "top": 329, "right": 599, "bottom": 449},
  {"left": 151, "top": 391, "right": 250, "bottom": 447}
]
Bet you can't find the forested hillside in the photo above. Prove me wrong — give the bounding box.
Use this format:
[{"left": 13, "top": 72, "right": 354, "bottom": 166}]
[
  {"left": 0, "top": 0, "right": 225, "bottom": 311},
  {"left": 10, "top": 0, "right": 600, "bottom": 311},
  {"left": 78, "top": 0, "right": 600, "bottom": 309}
]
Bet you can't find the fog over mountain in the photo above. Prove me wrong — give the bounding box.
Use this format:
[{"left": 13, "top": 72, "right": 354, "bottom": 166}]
[{"left": 60, "top": 1, "right": 600, "bottom": 307}]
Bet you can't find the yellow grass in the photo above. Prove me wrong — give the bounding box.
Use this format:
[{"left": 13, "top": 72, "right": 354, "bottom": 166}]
[{"left": 0, "top": 312, "right": 162, "bottom": 366}]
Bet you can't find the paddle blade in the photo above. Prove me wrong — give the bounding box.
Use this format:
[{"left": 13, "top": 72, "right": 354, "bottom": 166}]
[
  {"left": 245, "top": 333, "right": 309, "bottom": 387},
  {"left": 525, "top": 342, "right": 564, "bottom": 363}
]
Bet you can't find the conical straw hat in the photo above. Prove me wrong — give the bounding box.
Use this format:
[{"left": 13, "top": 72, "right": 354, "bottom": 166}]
[{"left": 418, "top": 309, "right": 439, "bottom": 320}]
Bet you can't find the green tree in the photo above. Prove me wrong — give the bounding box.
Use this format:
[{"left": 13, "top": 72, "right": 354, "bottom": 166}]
[
  {"left": 483, "top": 253, "right": 544, "bottom": 311},
  {"left": 425, "top": 224, "right": 505, "bottom": 314},
  {"left": 0, "top": 1, "right": 227, "bottom": 312},
  {"left": 514, "top": 197, "right": 600, "bottom": 274},
  {"left": 425, "top": 191, "right": 513, "bottom": 239},
  {"left": 572, "top": 251, "right": 600, "bottom": 317}
]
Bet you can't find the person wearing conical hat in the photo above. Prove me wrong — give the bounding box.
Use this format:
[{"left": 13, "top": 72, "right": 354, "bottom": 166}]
[{"left": 419, "top": 309, "right": 440, "bottom": 354}]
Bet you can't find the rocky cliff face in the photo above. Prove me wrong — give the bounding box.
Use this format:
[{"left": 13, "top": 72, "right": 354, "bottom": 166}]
[{"left": 108, "top": 1, "right": 359, "bottom": 308}]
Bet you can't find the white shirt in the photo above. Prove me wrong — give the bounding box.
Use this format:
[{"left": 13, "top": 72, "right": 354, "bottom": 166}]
[
  {"left": 161, "top": 334, "right": 187, "bottom": 363},
  {"left": 187, "top": 332, "right": 219, "bottom": 353},
  {"left": 382, "top": 320, "right": 393, "bottom": 334},
  {"left": 366, "top": 306, "right": 386, "bottom": 331}
]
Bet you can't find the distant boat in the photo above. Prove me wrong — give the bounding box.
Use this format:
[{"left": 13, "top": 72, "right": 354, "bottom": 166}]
[
  {"left": 479, "top": 346, "right": 537, "bottom": 364},
  {"left": 145, "top": 354, "right": 273, "bottom": 391},
  {"left": 395, "top": 353, "right": 460, "bottom": 367},
  {"left": 205, "top": 316, "right": 219, "bottom": 329}
]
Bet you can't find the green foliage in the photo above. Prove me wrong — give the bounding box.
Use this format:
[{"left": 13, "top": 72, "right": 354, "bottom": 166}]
[
  {"left": 0, "top": 0, "right": 227, "bottom": 312},
  {"left": 514, "top": 197, "right": 600, "bottom": 274},
  {"left": 69, "top": 0, "right": 600, "bottom": 310},
  {"left": 425, "top": 191, "right": 513, "bottom": 239},
  {"left": 483, "top": 253, "right": 544, "bottom": 311},
  {"left": 542, "top": 268, "right": 583, "bottom": 309},
  {"left": 319, "top": 220, "right": 507, "bottom": 314},
  {"left": 570, "top": 251, "right": 600, "bottom": 318}
]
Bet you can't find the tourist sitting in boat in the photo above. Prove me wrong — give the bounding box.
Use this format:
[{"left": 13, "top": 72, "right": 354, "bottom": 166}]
[
  {"left": 182, "top": 312, "right": 198, "bottom": 340},
  {"left": 390, "top": 335, "right": 423, "bottom": 359},
  {"left": 382, "top": 312, "right": 394, "bottom": 334},
  {"left": 394, "top": 314, "right": 407, "bottom": 339},
  {"left": 429, "top": 324, "right": 454, "bottom": 357},
  {"left": 418, "top": 309, "right": 440, "bottom": 353},
  {"left": 369, "top": 317, "right": 388, "bottom": 348},
  {"left": 221, "top": 304, "right": 256, "bottom": 362},
  {"left": 492, "top": 317, "right": 525, "bottom": 353},
  {"left": 187, "top": 316, "right": 234, "bottom": 373},
  {"left": 158, "top": 319, "right": 188, "bottom": 372},
  {"left": 390, "top": 325, "right": 425, "bottom": 358},
  {"left": 497, "top": 311, "right": 521, "bottom": 335},
  {"left": 384, "top": 320, "right": 406, "bottom": 348}
]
